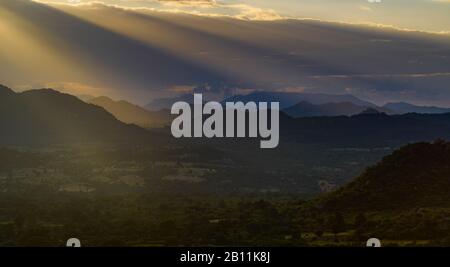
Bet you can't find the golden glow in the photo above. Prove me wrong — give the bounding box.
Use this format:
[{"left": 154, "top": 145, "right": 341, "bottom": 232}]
[
  {"left": 54, "top": 4, "right": 300, "bottom": 86},
  {"left": 0, "top": 5, "right": 98, "bottom": 94}
]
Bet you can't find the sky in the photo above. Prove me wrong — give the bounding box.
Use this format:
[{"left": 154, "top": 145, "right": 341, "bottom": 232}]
[
  {"left": 1, "top": 0, "right": 450, "bottom": 106},
  {"left": 36, "top": 0, "right": 450, "bottom": 33}
]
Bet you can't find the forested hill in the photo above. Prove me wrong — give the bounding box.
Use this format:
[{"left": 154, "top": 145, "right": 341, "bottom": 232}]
[{"left": 313, "top": 141, "right": 450, "bottom": 211}]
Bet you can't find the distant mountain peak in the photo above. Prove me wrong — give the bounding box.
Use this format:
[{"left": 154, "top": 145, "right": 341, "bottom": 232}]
[
  {"left": 282, "top": 100, "right": 390, "bottom": 118},
  {"left": 91, "top": 96, "right": 113, "bottom": 102},
  {"left": 20, "top": 88, "right": 66, "bottom": 97}
]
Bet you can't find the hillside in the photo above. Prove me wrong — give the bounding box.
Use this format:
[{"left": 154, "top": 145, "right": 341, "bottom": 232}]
[
  {"left": 0, "top": 84, "right": 14, "bottom": 96},
  {"left": 384, "top": 102, "right": 450, "bottom": 114},
  {"left": 89, "top": 96, "right": 171, "bottom": 128},
  {"left": 145, "top": 94, "right": 195, "bottom": 111},
  {"left": 314, "top": 141, "right": 450, "bottom": 211},
  {"left": 0, "top": 87, "right": 150, "bottom": 145}
]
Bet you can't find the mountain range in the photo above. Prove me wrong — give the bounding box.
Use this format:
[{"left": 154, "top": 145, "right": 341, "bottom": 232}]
[
  {"left": 224, "top": 92, "right": 450, "bottom": 117},
  {"left": 282, "top": 101, "right": 392, "bottom": 118},
  {"left": 3, "top": 85, "right": 450, "bottom": 148},
  {"left": 145, "top": 91, "right": 376, "bottom": 111},
  {"left": 145, "top": 92, "right": 450, "bottom": 118},
  {"left": 0, "top": 85, "right": 150, "bottom": 146},
  {"left": 223, "top": 92, "right": 377, "bottom": 109}
]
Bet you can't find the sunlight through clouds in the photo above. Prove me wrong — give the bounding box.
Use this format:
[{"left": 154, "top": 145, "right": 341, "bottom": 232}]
[
  {"left": 34, "top": 0, "right": 450, "bottom": 32},
  {"left": 4, "top": 0, "right": 449, "bottom": 106},
  {"left": 35, "top": 0, "right": 284, "bottom": 21}
]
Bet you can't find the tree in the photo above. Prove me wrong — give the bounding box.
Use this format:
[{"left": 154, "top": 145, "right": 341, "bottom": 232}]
[
  {"left": 354, "top": 213, "right": 367, "bottom": 229},
  {"left": 314, "top": 217, "right": 325, "bottom": 239},
  {"left": 329, "top": 212, "right": 346, "bottom": 243}
]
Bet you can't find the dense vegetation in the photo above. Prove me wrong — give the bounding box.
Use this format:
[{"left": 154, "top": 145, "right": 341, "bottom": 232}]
[
  {"left": 314, "top": 140, "right": 450, "bottom": 211},
  {"left": 1, "top": 141, "right": 450, "bottom": 246}
]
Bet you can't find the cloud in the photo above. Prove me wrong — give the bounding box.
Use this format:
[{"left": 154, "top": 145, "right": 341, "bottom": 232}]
[
  {"left": 35, "top": 0, "right": 284, "bottom": 21},
  {"left": 156, "top": 0, "right": 218, "bottom": 8},
  {"left": 8, "top": 0, "right": 450, "bottom": 106},
  {"left": 226, "top": 4, "right": 283, "bottom": 21},
  {"left": 359, "top": 5, "right": 372, "bottom": 11}
]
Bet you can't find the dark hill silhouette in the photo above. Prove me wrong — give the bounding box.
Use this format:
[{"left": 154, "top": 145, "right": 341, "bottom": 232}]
[
  {"left": 0, "top": 87, "right": 150, "bottom": 146},
  {"left": 89, "top": 96, "right": 171, "bottom": 128},
  {"left": 358, "top": 107, "right": 381, "bottom": 115},
  {"left": 280, "top": 113, "right": 450, "bottom": 147},
  {"left": 313, "top": 141, "right": 450, "bottom": 211},
  {"left": 0, "top": 84, "right": 14, "bottom": 96}
]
